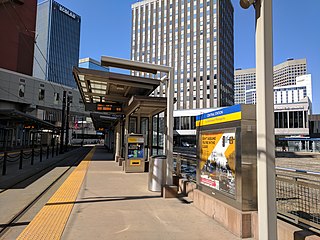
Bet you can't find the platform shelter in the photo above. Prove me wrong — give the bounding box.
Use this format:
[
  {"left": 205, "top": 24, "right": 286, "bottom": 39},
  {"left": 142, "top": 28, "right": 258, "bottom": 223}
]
[{"left": 73, "top": 56, "right": 174, "bottom": 184}]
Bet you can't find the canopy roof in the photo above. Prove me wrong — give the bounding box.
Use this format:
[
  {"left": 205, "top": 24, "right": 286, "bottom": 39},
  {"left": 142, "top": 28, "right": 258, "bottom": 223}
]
[
  {"left": 73, "top": 56, "right": 172, "bottom": 130},
  {"left": 73, "top": 67, "right": 161, "bottom": 104},
  {"left": 0, "top": 109, "right": 57, "bottom": 130}
]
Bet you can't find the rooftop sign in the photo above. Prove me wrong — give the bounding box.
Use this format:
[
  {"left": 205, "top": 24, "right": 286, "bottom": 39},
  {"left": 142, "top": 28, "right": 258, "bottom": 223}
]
[{"left": 59, "top": 5, "right": 76, "bottom": 19}]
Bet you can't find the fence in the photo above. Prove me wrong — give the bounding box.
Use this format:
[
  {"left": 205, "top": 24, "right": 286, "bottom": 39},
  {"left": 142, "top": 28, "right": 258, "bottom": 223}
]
[
  {"left": 173, "top": 152, "right": 320, "bottom": 232},
  {"left": 0, "top": 145, "right": 61, "bottom": 176},
  {"left": 276, "top": 169, "right": 320, "bottom": 232},
  {"left": 173, "top": 152, "right": 197, "bottom": 182}
]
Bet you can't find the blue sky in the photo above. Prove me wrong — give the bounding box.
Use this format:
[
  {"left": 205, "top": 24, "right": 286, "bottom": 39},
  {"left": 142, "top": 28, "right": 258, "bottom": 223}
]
[{"left": 57, "top": 0, "right": 320, "bottom": 113}]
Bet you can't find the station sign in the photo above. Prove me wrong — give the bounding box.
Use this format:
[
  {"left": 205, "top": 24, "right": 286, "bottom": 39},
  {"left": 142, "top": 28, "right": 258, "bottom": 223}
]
[
  {"left": 24, "top": 125, "right": 35, "bottom": 129},
  {"left": 96, "top": 103, "right": 122, "bottom": 112},
  {"left": 85, "top": 102, "right": 123, "bottom": 113}
]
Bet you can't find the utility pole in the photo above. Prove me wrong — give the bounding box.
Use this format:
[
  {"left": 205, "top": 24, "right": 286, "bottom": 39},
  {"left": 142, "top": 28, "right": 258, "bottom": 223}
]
[
  {"left": 60, "top": 91, "right": 66, "bottom": 154},
  {"left": 65, "top": 95, "right": 71, "bottom": 152}
]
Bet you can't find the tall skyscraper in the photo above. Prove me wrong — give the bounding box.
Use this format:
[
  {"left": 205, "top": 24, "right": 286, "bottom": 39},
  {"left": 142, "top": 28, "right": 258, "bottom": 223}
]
[
  {"left": 33, "top": 0, "right": 81, "bottom": 88},
  {"left": 131, "top": 0, "right": 234, "bottom": 110},
  {"left": 234, "top": 58, "right": 307, "bottom": 104},
  {"left": 0, "top": 0, "right": 37, "bottom": 76}
]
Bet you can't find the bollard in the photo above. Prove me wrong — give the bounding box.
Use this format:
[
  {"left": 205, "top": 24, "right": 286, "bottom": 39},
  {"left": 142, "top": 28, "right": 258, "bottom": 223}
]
[
  {"left": 2, "top": 152, "right": 7, "bottom": 175},
  {"left": 47, "top": 145, "right": 49, "bottom": 159},
  {"left": 19, "top": 149, "right": 23, "bottom": 169},
  {"left": 56, "top": 144, "right": 59, "bottom": 156},
  {"left": 40, "top": 147, "right": 43, "bottom": 162},
  {"left": 176, "top": 155, "right": 181, "bottom": 177},
  {"left": 31, "top": 148, "right": 34, "bottom": 165},
  {"left": 52, "top": 145, "right": 54, "bottom": 158}
]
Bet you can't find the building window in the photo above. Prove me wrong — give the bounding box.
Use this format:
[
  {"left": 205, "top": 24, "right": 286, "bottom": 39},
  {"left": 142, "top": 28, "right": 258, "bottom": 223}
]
[
  {"left": 174, "top": 117, "right": 180, "bottom": 130},
  {"left": 39, "top": 89, "right": 45, "bottom": 101},
  {"left": 289, "top": 112, "right": 294, "bottom": 128},
  {"left": 191, "top": 116, "right": 196, "bottom": 129},
  {"left": 181, "top": 116, "right": 190, "bottom": 130},
  {"left": 129, "top": 117, "right": 137, "bottom": 133},
  {"left": 19, "top": 83, "right": 25, "bottom": 98},
  {"left": 54, "top": 92, "right": 59, "bottom": 104}
]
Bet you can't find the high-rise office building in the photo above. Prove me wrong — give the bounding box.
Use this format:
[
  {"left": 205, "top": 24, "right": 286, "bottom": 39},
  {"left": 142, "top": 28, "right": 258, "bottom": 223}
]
[
  {"left": 131, "top": 0, "right": 234, "bottom": 110},
  {"left": 234, "top": 58, "right": 307, "bottom": 104},
  {"left": 0, "top": 0, "right": 37, "bottom": 76},
  {"left": 33, "top": 0, "right": 81, "bottom": 88},
  {"left": 245, "top": 74, "right": 312, "bottom": 105},
  {"left": 79, "top": 58, "right": 110, "bottom": 72}
]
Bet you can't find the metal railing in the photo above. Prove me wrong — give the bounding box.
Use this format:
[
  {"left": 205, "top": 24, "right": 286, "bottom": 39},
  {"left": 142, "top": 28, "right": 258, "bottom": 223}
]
[
  {"left": 173, "top": 152, "right": 197, "bottom": 182},
  {"left": 173, "top": 152, "right": 320, "bottom": 232},
  {"left": 276, "top": 168, "right": 320, "bottom": 232}
]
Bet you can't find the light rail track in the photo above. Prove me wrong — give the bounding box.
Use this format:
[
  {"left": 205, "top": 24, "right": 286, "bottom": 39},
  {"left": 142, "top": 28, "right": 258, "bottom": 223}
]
[{"left": 0, "top": 147, "right": 91, "bottom": 238}]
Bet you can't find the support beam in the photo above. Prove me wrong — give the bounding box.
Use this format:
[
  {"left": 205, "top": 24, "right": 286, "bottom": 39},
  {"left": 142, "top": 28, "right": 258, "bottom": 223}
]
[
  {"left": 115, "top": 123, "right": 121, "bottom": 159},
  {"left": 165, "top": 70, "right": 174, "bottom": 186}
]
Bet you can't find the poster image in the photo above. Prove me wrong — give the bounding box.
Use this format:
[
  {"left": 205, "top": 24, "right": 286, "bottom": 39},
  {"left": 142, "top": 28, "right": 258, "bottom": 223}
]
[
  {"left": 128, "top": 143, "right": 144, "bottom": 159},
  {"left": 199, "top": 131, "right": 236, "bottom": 196}
]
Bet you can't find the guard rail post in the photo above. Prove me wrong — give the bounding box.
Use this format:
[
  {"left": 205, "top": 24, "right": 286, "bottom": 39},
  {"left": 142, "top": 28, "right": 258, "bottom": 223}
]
[
  {"left": 47, "top": 145, "right": 49, "bottom": 159},
  {"left": 56, "top": 144, "right": 59, "bottom": 156},
  {"left": 31, "top": 148, "right": 34, "bottom": 165},
  {"left": 19, "top": 149, "right": 23, "bottom": 169},
  {"left": 2, "top": 152, "right": 7, "bottom": 175},
  {"left": 52, "top": 145, "right": 54, "bottom": 158},
  {"left": 176, "top": 154, "right": 181, "bottom": 177},
  {"left": 40, "top": 146, "right": 43, "bottom": 162}
]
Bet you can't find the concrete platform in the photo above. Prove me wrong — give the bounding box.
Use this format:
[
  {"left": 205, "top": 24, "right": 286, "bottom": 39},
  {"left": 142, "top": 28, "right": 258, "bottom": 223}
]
[
  {"left": 14, "top": 146, "right": 320, "bottom": 239},
  {"left": 60, "top": 146, "right": 243, "bottom": 240}
]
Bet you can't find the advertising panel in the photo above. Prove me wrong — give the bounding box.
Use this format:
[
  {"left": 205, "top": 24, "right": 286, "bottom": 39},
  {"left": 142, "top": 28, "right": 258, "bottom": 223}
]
[
  {"left": 128, "top": 143, "right": 144, "bottom": 159},
  {"left": 199, "top": 130, "right": 236, "bottom": 196}
]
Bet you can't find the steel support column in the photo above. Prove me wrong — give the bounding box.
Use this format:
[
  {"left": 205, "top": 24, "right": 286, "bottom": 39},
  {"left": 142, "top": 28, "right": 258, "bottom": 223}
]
[{"left": 255, "top": 0, "right": 277, "bottom": 239}]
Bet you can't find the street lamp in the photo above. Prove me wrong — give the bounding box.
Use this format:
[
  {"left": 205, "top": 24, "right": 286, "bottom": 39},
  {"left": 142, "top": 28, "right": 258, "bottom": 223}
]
[
  {"left": 240, "top": 0, "right": 278, "bottom": 240},
  {"left": 239, "top": 0, "right": 255, "bottom": 9}
]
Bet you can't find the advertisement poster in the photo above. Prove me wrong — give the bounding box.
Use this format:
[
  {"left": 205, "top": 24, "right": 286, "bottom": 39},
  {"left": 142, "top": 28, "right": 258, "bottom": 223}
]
[
  {"left": 128, "top": 143, "right": 144, "bottom": 159},
  {"left": 199, "top": 131, "right": 236, "bottom": 196}
]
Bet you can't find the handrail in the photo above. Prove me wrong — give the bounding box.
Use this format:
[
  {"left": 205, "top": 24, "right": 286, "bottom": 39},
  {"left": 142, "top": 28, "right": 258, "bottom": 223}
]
[
  {"left": 276, "top": 166, "right": 320, "bottom": 177},
  {"left": 173, "top": 152, "right": 197, "bottom": 182}
]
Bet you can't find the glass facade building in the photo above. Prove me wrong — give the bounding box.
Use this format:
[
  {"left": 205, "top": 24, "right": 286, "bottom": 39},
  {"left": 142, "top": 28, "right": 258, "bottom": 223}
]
[
  {"left": 131, "top": 0, "right": 234, "bottom": 110},
  {"left": 33, "top": 0, "right": 81, "bottom": 88}
]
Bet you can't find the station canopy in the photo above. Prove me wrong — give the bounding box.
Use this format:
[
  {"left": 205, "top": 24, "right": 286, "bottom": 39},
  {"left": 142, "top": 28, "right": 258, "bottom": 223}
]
[
  {"left": 73, "top": 56, "right": 168, "bottom": 130},
  {"left": 0, "top": 109, "right": 57, "bottom": 130}
]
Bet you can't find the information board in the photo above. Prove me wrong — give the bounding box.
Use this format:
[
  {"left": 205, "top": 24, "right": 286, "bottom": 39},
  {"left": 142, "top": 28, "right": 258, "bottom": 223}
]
[{"left": 199, "top": 130, "right": 236, "bottom": 196}]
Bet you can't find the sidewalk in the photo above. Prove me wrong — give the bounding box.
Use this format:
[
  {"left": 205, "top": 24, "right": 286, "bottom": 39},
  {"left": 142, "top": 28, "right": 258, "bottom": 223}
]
[{"left": 61, "top": 146, "right": 243, "bottom": 240}]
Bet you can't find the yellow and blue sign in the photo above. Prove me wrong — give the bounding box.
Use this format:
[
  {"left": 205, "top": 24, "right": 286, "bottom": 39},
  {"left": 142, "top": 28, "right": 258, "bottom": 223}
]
[{"left": 196, "top": 104, "right": 242, "bottom": 127}]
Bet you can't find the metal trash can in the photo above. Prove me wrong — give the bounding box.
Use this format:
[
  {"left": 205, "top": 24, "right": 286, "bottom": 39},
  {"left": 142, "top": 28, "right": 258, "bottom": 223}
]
[{"left": 148, "top": 155, "right": 166, "bottom": 192}]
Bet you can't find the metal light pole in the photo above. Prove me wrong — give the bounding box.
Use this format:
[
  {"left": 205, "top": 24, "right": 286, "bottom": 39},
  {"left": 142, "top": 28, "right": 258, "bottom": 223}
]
[
  {"left": 240, "top": 0, "right": 277, "bottom": 239},
  {"left": 60, "top": 91, "right": 66, "bottom": 153},
  {"left": 65, "top": 95, "right": 71, "bottom": 152}
]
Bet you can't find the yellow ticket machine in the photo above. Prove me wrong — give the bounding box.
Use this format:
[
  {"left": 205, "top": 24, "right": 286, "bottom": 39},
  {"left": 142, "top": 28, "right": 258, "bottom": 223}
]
[{"left": 125, "top": 134, "right": 145, "bottom": 173}]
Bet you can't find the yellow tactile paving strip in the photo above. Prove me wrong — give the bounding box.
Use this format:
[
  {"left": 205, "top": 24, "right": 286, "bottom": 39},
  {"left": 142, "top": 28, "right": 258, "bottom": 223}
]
[{"left": 17, "top": 147, "right": 96, "bottom": 240}]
